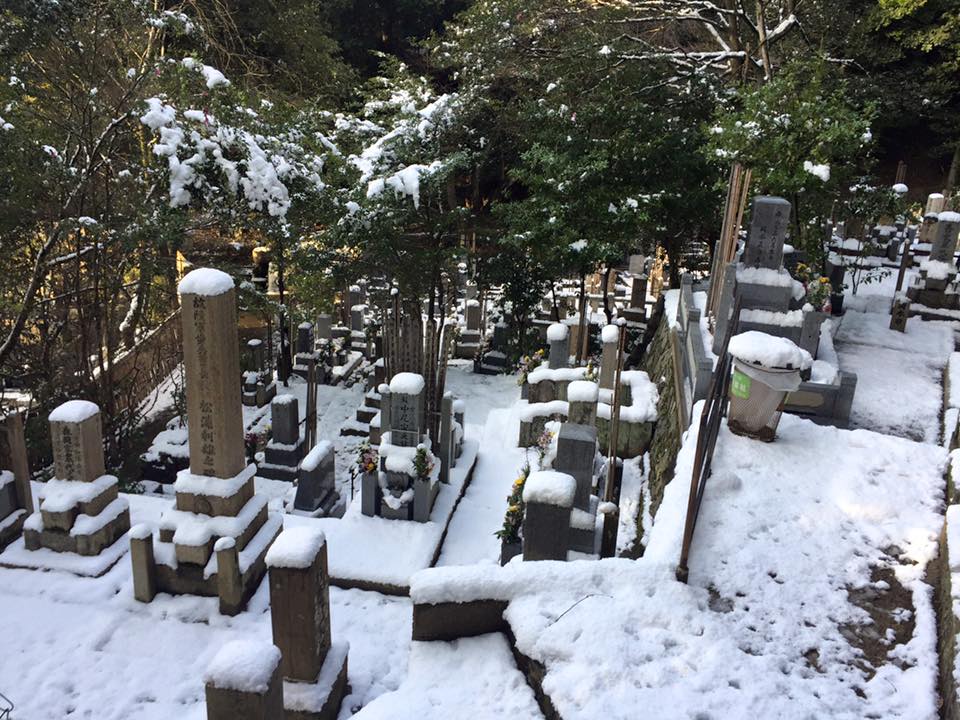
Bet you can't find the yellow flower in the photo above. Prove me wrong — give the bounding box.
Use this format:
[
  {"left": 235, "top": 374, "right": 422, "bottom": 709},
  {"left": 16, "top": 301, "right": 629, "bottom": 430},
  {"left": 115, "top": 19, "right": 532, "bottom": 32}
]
[{"left": 819, "top": 277, "right": 828, "bottom": 284}]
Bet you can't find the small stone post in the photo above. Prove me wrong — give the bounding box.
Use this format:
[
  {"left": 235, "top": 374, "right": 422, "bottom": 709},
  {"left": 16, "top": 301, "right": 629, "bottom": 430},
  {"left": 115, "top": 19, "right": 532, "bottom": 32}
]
[
  {"left": 890, "top": 295, "right": 911, "bottom": 332},
  {"left": 438, "top": 392, "right": 454, "bottom": 484},
  {"left": 205, "top": 640, "right": 284, "bottom": 720},
  {"left": 266, "top": 528, "right": 331, "bottom": 682},
  {"left": 522, "top": 471, "right": 575, "bottom": 562},
  {"left": 547, "top": 323, "right": 570, "bottom": 370},
  {"left": 465, "top": 301, "right": 481, "bottom": 331},
  {"left": 215, "top": 537, "right": 244, "bottom": 616},
  {"left": 129, "top": 524, "right": 157, "bottom": 603},
  {"left": 598, "top": 325, "right": 619, "bottom": 390}
]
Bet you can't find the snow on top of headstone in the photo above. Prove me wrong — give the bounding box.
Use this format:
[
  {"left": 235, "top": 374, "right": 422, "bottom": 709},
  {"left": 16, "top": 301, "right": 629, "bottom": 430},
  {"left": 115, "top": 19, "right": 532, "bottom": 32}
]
[
  {"left": 178, "top": 267, "right": 234, "bottom": 297},
  {"left": 204, "top": 640, "right": 281, "bottom": 693},
  {"left": 299, "top": 321, "right": 313, "bottom": 329},
  {"left": 892, "top": 183, "right": 908, "bottom": 194},
  {"left": 273, "top": 394, "right": 296, "bottom": 405},
  {"left": 390, "top": 372, "right": 425, "bottom": 395},
  {"left": 213, "top": 536, "right": 235, "bottom": 552},
  {"left": 929, "top": 193, "right": 945, "bottom": 200},
  {"left": 49, "top": 399, "right": 99, "bottom": 423},
  {"left": 728, "top": 331, "right": 812, "bottom": 370},
  {"left": 248, "top": 338, "right": 262, "bottom": 346},
  {"left": 349, "top": 285, "right": 361, "bottom": 292},
  {"left": 523, "top": 470, "right": 576, "bottom": 507},
  {"left": 0, "top": 470, "right": 13, "bottom": 489},
  {"left": 265, "top": 526, "right": 326, "bottom": 569},
  {"left": 567, "top": 380, "right": 599, "bottom": 403},
  {"left": 736, "top": 266, "right": 793, "bottom": 287},
  {"left": 301, "top": 441, "right": 333, "bottom": 472},
  {"left": 466, "top": 299, "right": 480, "bottom": 308},
  {"left": 547, "top": 323, "right": 569, "bottom": 342},
  {"left": 601, "top": 325, "right": 619, "bottom": 344},
  {"left": 129, "top": 524, "right": 152, "bottom": 541},
  {"left": 938, "top": 211, "right": 960, "bottom": 224},
  {"left": 921, "top": 259, "right": 955, "bottom": 280}
]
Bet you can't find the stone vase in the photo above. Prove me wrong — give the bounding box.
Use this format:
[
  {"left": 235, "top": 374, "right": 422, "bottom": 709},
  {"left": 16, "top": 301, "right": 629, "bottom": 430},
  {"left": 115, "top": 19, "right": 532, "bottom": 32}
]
[
  {"left": 829, "top": 293, "right": 845, "bottom": 316},
  {"left": 499, "top": 538, "right": 522, "bottom": 566}
]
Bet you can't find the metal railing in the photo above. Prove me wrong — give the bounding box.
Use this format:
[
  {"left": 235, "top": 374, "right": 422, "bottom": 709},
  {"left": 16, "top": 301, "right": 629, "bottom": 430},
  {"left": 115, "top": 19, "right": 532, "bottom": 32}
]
[{"left": 676, "top": 299, "right": 741, "bottom": 583}]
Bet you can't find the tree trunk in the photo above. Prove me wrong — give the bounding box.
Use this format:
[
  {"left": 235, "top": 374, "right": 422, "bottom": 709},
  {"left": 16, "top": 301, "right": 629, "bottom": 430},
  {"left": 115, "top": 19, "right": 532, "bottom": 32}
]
[
  {"left": 601, "top": 265, "right": 613, "bottom": 323},
  {"left": 946, "top": 141, "right": 960, "bottom": 196}
]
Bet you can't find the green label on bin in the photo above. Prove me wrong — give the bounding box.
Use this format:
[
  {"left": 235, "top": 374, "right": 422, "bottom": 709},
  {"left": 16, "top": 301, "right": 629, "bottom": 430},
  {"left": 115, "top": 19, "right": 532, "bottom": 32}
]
[{"left": 731, "top": 369, "right": 751, "bottom": 399}]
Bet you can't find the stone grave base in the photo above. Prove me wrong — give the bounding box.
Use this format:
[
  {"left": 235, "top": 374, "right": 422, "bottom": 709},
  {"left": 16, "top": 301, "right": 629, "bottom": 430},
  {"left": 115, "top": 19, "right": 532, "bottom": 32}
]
[
  {"left": 24, "top": 505, "right": 130, "bottom": 557},
  {"left": 0, "top": 509, "right": 26, "bottom": 551},
  {"left": 149, "top": 512, "right": 282, "bottom": 614},
  {"left": 303, "top": 439, "right": 479, "bottom": 596},
  {"left": 0, "top": 529, "right": 129, "bottom": 577},
  {"left": 569, "top": 498, "right": 599, "bottom": 555},
  {"left": 284, "top": 642, "right": 349, "bottom": 720},
  {"left": 907, "top": 285, "right": 960, "bottom": 311},
  {"left": 330, "top": 351, "right": 363, "bottom": 385},
  {"left": 518, "top": 411, "right": 566, "bottom": 447},
  {"left": 783, "top": 371, "right": 857, "bottom": 428},
  {"left": 242, "top": 379, "right": 277, "bottom": 408},
  {"left": 595, "top": 417, "right": 654, "bottom": 459},
  {"left": 478, "top": 350, "right": 510, "bottom": 374}
]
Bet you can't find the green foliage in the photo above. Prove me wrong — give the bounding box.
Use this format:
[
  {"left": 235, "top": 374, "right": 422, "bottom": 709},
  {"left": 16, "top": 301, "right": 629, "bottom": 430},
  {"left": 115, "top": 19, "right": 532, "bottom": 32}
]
[{"left": 707, "top": 62, "right": 875, "bottom": 255}]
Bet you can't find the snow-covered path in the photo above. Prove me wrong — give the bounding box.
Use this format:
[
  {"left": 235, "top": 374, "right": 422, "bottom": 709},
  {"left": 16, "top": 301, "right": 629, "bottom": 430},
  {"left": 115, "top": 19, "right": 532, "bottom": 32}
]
[{"left": 834, "top": 309, "right": 954, "bottom": 442}]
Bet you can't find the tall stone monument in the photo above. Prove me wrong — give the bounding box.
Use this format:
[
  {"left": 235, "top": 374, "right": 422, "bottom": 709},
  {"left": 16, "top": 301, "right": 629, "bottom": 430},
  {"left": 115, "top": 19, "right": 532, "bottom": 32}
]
[
  {"left": 23, "top": 400, "right": 130, "bottom": 561},
  {"left": 131, "top": 267, "right": 281, "bottom": 615}
]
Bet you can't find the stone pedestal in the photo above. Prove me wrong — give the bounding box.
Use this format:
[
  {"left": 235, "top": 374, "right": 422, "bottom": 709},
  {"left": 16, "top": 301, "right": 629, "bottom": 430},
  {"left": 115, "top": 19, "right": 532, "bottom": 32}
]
[
  {"left": 266, "top": 528, "right": 349, "bottom": 720},
  {"left": 205, "top": 641, "right": 284, "bottom": 720},
  {"left": 23, "top": 401, "right": 130, "bottom": 560}
]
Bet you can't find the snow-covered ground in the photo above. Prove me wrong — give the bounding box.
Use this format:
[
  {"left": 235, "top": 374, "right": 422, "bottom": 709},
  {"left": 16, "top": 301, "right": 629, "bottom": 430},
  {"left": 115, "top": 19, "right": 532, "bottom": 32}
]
[
  {"left": 833, "top": 307, "right": 954, "bottom": 442},
  {"left": 1, "top": 273, "right": 956, "bottom": 719}
]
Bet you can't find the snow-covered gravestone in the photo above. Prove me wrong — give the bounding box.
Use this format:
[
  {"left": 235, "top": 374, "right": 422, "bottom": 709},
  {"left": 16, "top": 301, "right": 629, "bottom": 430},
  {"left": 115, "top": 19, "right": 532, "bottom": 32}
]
[
  {"left": 930, "top": 212, "right": 960, "bottom": 264},
  {"left": 23, "top": 401, "right": 130, "bottom": 558},
  {"left": 350, "top": 305, "right": 365, "bottom": 334},
  {"left": 136, "top": 268, "right": 280, "bottom": 615},
  {"left": 465, "top": 300, "right": 481, "bottom": 332},
  {"left": 742, "top": 196, "right": 791, "bottom": 269},
  {"left": 567, "top": 381, "right": 599, "bottom": 426},
  {"left": 389, "top": 373, "right": 424, "bottom": 448},
  {"left": 316, "top": 314, "right": 332, "bottom": 342},
  {"left": 522, "top": 471, "right": 575, "bottom": 562},
  {"left": 296, "top": 322, "right": 315, "bottom": 355},
  {"left": 598, "top": 325, "right": 619, "bottom": 390},
  {"left": 259, "top": 395, "right": 304, "bottom": 483},
  {"left": 204, "top": 640, "right": 284, "bottom": 720},
  {"left": 547, "top": 323, "right": 570, "bottom": 370},
  {"left": 294, "top": 441, "right": 339, "bottom": 516}
]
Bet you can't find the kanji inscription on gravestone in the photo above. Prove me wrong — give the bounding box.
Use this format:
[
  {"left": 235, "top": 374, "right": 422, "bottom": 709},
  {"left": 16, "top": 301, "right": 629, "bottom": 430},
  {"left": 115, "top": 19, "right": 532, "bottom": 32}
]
[
  {"left": 743, "top": 196, "right": 791, "bottom": 269},
  {"left": 179, "top": 269, "right": 246, "bottom": 480}
]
